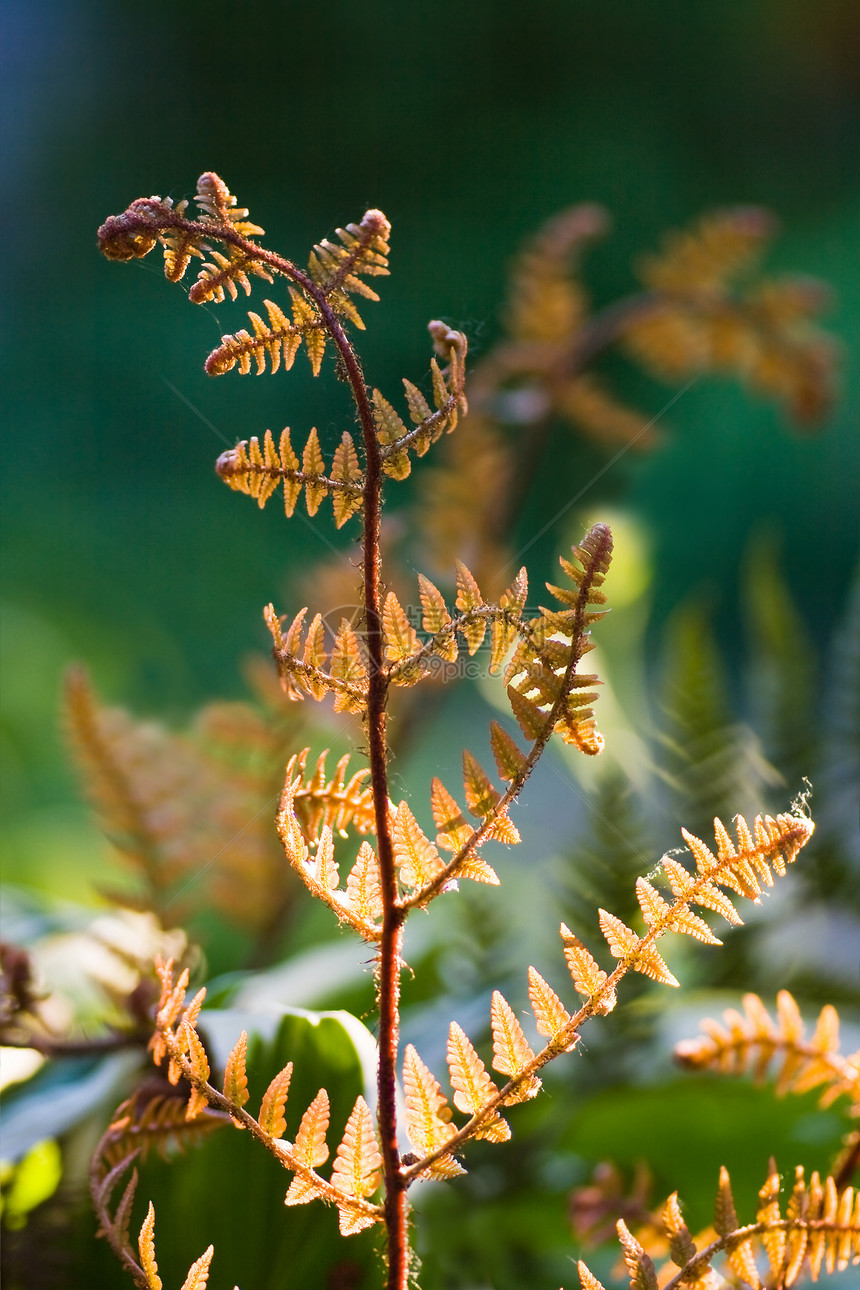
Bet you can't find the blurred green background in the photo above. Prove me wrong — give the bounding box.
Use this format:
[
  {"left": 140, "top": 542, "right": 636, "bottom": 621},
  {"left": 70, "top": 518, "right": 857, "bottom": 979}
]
[{"left": 2, "top": 1, "right": 859, "bottom": 1287}]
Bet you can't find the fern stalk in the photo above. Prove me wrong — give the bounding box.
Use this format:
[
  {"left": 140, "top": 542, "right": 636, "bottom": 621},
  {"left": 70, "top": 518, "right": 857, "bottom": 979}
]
[{"left": 273, "top": 253, "right": 410, "bottom": 1285}]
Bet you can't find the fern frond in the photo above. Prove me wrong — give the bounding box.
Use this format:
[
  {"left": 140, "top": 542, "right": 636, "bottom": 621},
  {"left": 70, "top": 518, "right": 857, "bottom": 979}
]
[
  {"left": 331, "top": 1095, "right": 383, "bottom": 1224},
  {"left": 138, "top": 1202, "right": 162, "bottom": 1290},
  {"left": 402, "top": 1044, "right": 464, "bottom": 1178},
  {"left": 527, "top": 966, "right": 576, "bottom": 1048},
  {"left": 462, "top": 750, "right": 519, "bottom": 846},
  {"left": 556, "top": 373, "right": 654, "bottom": 448},
  {"left": 265, "top": 606, "right": 369, "bottom": 711},
  {"left": 385, "top": 567, "right": 530, "bottom": 686},
  {"left": 637, "top": 207, "right": 775, "bottom": 295},
  {"left": 489, "top": 721, "right": 528, "bottom": 783},
  {"left": 306, "top": 209, "right": 391, "bottom": 332},
  {"left": 626, "top": 207, "right": 837, "bottom": 427},
  {"left": 490, "top": 991, "right": 540, "bottom": 1102},
  {"left": 715, "top": 1165, "right": 759, "bottom": 1286},
  {"left": 461, "top": 749, "right": 500, "bottom": 820},
  {"left": 180, "top": 1023, "right": 210, "bottom": 1119},
  {"left": 372, "top": 389, "right": 412, "bottom": 479},
  {"left": 392, "top": 801, "right": 444, "bottom": 893},
  {"left": 222, "top": 1031, "right": 249, "bottom": 1114},
  {"left": 490, "top": 567, "right": 529, "bottom": 673},
  {"left": 559, "top": 922, "right": 615, "bottom": 1013},
  {"left": 417, "top": 573, "right": 457, "bottom": 661},
  {"left": 217, "top": 428, "right": 363, "bottom": 528},
  {"left": 431, "top": 777, "right": 474, "bottom": 854},
  {"left": 101, "top": 1095, "right": 229, "bottom": 1171},
  {"left": 98, "top": 194, "right": 208, "bottom": 283},
  {"left": 286, "top": 747, "right": 376, "bottom": 841},
  {"left": 178, "top": 1245, "right": 214, "bottom": 1290},
  {"left": 259, "top": 1062, "right": 293, "bottom": 1139},
  {"left": 454, "top": 561, "right": 487, "bottom": 653},
  {"left": 617, "top": 1219, "right": 660, "bottom": 1290},
  {"left": 383, "top": 592, "right": 422, "bottom": 669},
  {"left": 276, "top": 773, "right": 381, "bottom": 939},
  {"left": 329, "top": 618, "right": 369, "bottom": 706},
  {"left": 400, "top": 533, "right": 613, "bottom": 913},
  {"left": 344, "top": 841, "right": 384, "bottom": 924},
  {"left": 189, "top": 246, "right": 274, "bottom": 305},
  {"left": 504, "top": 203, "right": 607, "bottom": 343},
  {"left": 205, "top": 297, "right": 304, "bottom": 376},
  {"left": 89, "top": 1136, "right": 142, "bottom": 1279},
  {"left": 372, "top": 325, "right": 469, "bottom": 477},
  {"left": 583, "top": 809, "right": 815, "bottom": 994},
  {"left": 447, "top": 1021, "right": 510, "bottom": 1142},
  {"left": 284, "top": 1089, "right": 330, "bottom": 1205},
  {"left": 583, "top": 1161, "right": 860, "bottom": 1290},
  {"left": 151, "top": 957, "right": 190, "bottom": 1067},
  {"left": 675, "top": 991, "right": 860, "bottom": 1108},
  {"left": 194, "top": 171, "right": 264, "bottom": 239},
  {"left": 576, "top": 1262, "right": 609, "bottom": 1290},
  {"left": 506, "top": 521, "right": 613, "bottom": 756}
]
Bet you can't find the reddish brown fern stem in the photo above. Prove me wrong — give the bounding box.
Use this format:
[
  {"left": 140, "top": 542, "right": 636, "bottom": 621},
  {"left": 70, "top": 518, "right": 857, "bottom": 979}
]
[
  {"left": 244, "top": 229, "right": 409, "bottom": 1284},
  {"left": 310, "top": 279, "right": 410, "bottom": 1290}
]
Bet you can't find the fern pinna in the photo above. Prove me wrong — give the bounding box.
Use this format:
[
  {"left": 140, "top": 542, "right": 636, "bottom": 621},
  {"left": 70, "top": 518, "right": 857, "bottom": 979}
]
[{"left": 94, "top": 174, "right": 853, "bottom": 1290}]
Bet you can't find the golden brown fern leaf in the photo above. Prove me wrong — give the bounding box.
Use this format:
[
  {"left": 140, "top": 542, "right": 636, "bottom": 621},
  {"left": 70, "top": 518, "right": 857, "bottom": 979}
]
[
  {"left": 584, "top": 809, "right": 816, "bottom": 992},
  {"left": 383, "top": 564, "right": 528, "bottom": 688},
  {"left": 286, "top": 746, "right": 377, "bottom": 841},
  {"left": 193, "top": 171, "right": 264, "bottom": 238},
  {"left": 145, "top": 959, "right": 383, "bottom": 1234},
  {"left": 276, "top": 766, "right": 382, "bottom": 940},
  {"left": 188, "top": 245, "right": 275, "bottom": 305},
  {"left": 505, "top": 520, "right": 613, "bottom": 755},
  {"left": 554, "top": 373, "right": 655, "bottom": 449},
  {"left": 306, "top": 209, "right": 391, "bottom": 326},
  {"left": 675, "top": 990, "right": 860, "bottom": 1108},
  {"left": 401, "top": 1044, "right": 464, "bottom": 1180},
  {"left": 372, "top": 322, "right": 469, "bottom": 480},
  {"left": 205, "top": 294, "right": 313, "bottom": 376},
  {"left": 330, "top": 1096, "right": 384, "bottom": 1233},
  {"left": 216, "top": 427, "right": 363, "bottom": 527},
  {"left": 205, "top": 209, "right": 390, "bottom": 375},
  {"left": 98, "top": 190, "right": 210, "bottom": 283},
  {"left": 264, "top": 606, "right": 370, "bottom": 711}
]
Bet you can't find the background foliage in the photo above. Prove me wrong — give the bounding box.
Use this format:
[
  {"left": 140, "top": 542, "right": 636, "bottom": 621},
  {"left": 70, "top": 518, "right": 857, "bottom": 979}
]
[{"left": 2, "top": 2, "right": 858, "bottom": 1287}]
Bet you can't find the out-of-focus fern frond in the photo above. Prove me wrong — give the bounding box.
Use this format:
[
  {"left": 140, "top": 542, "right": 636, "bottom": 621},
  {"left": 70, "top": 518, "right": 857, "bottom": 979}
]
[
  {"left": 504, "top": 203, "right": 608, "bottom": 344},
  {"left": 63, "top": 668, "right": 294, "bottom": 932},
  {"left": 626, "top": 207, "right": 837, "bottom": 427},
  {"left": 676, "top": 990, "right": 860, "bottom": 1108},
  {"left": 655, "top": 603, "right": 776, "bottom": 843}
]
